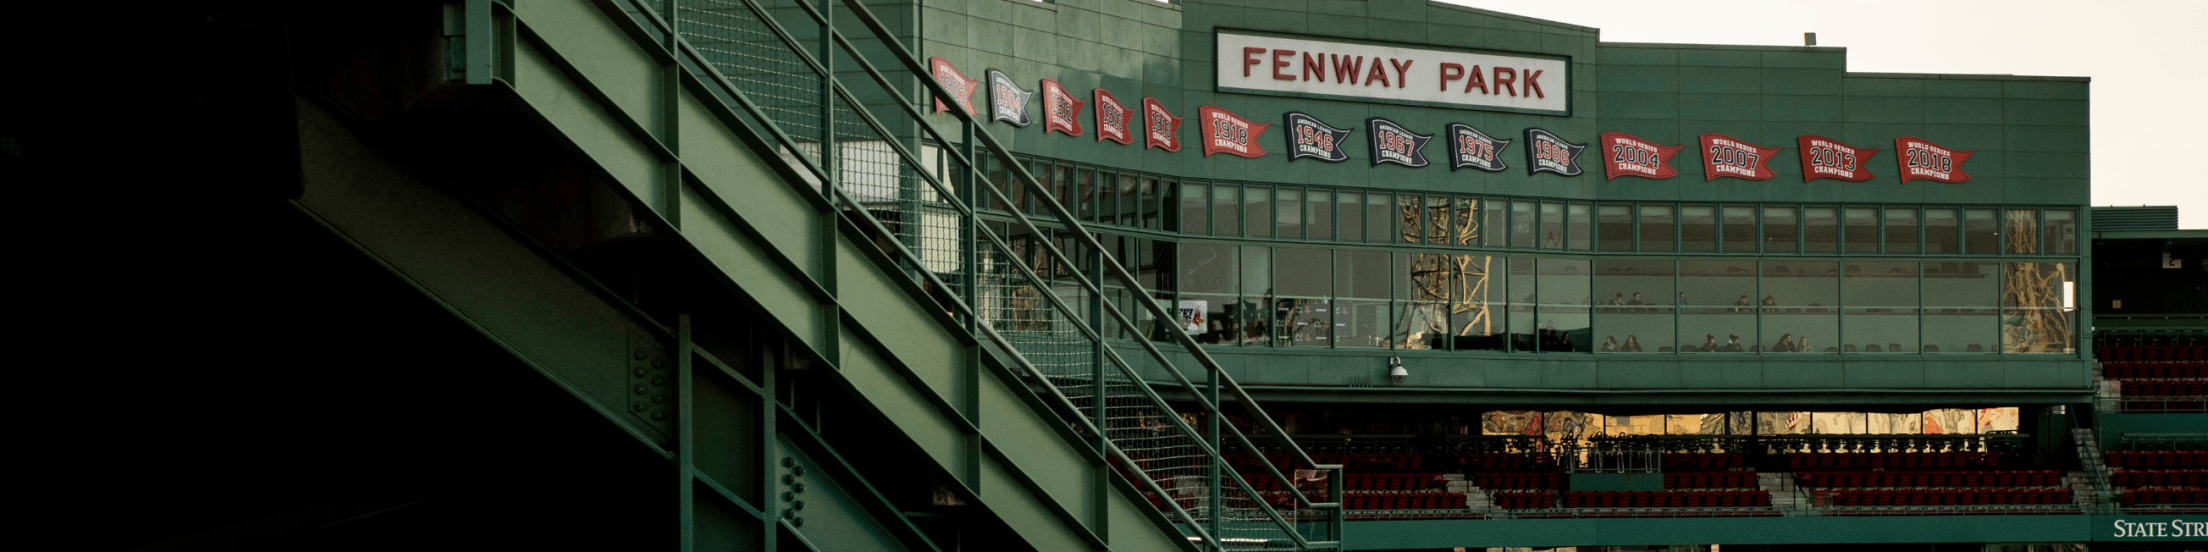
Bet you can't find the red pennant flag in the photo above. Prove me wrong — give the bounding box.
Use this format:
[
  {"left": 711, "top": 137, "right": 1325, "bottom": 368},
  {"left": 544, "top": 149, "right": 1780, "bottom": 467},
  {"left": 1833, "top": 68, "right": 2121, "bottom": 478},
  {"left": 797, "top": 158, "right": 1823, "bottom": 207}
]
[
  {"left": 1094, "top": 89, "right": 1132, "bottom": 145},
  {"left": 1796, "top": 135, "right": 1880, "bottom": 183},
  {"left": 1894, "top": 136, "right": 1975, "bottom": 184},
  {"left": 1598, "top": 132, "right": 1682, "bottom": 180},
  {"left": 1198, "top": 106, "right": 1270, "bottom": 158},
  {"left": 928, "top": 57, "right": 979, "bottom": 115},
  {"left": 1700, "top": 133, "right": 1782, "bottom": 181},
  {"left": 1142, "top": 98, "right": 1183, "bottom": 152},
  {"left": 1040, "top": 79, "right": 1085, "bottom": 137}
]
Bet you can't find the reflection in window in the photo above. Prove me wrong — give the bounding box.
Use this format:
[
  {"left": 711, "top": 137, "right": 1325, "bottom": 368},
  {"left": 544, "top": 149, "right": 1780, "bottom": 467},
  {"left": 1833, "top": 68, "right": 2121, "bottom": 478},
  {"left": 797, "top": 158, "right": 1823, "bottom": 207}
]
[
  {"left": 1844, "top": 208, "right": 1879, "bottom": 254},
  {"left": 1396, "top": 252, "right": 1450, "bottom": 350},
  {"left": 1276, "top": 188, "right": 1303, "bottom": 239},
  {"left": 1598, "top": 204, "right": 1632, "bottom": 252},
  {"left": 1240, "top": 246, "right": 1272, "bottom": 344},
  {"left": 1246, "top": 187, "right": 1273, "bottom": 238},
  {"left": 1366, "top": 192, "right": 1392, "bottom": 243},
  {"left": 1885, "top": 208, "right": 1918, "bottom": 254},
  {"left": 1076, "top": 168, "right": 1098, "bottom": 220},
  {"left": 1508, "top": 257, "right": 1537, "bottom": 352},
  {"left": 1135, "top": 177, "right": 1156, "bottom": 228},
  {"left": 1179, "top": 183, "right": 1207, "bottom": 235},
  {"left": 1453, "top": 255, "right": 1505, "bottom": 351},
  {"left": 1844, "top": 262, "right": 1918, "bottom": 353},
  {"left": 1804, "top": 207, "right": 1838, "bottom": 253},
  {"left": 1925, "top": 208, "right": 1958, "bottom": 254},
  {"left": 1640, "top": 205, "right": 1675, "bottom": 252},
  {"left": 1923, "top": 262, "right": 1997, "bottom": 353},
  {"left": 1273, "top": 248, "right": 1331, "bottom": 346},
  {"left": 1537, "top": 259, "right": 1591, "bottom": 352},
  {"left": 1680, "top": 261, "right": 1756, "bottom": 353},
  {"left": 1512, "top": 201, "right": 1537, "bottom": 248},
  {"left": 1212, "top": 184, "right": 1239, "bottom": 237},
  {"left": 2002, "top": 262, "right": 2075, "bottom": 353},
  {"left": 1336, "top": 250, "right": 1390, "bottom": 348},
  {"left": 1681, "top": 205, "right": 1716, "bottom": 252},
  {"left": 1179, "top": 243, "right": 1238, "bottom": 344},
  {"left": 1761, "top": 261, "right": 1838, "bottom": 353},
  {"left": 1964, "top": 209, "right": 1998, "bottom": 254},
  {"left": 1428, "top": 196, "right": 1453, "bottom": 245},
  {"left": 1114, "top": 173, "right": 1138, "bottom": 222},
  {"left": 1484, "top": 198, "right": 1510, "bottom": 247},
  {"left": 1569, "top": 203, "right": 1593, "bottom": 251},
  {"left": 1765, "top": 207, "right": 1798, "bottom": 253},
  {"left": 1723, "top": 206, "right": 1757, "bottom": 253},
  {"left": 2004, "top": 209, "right": 2037, "bottom": 254},
  {"left": 2045, "top": 210, "right": 2077, "bottom": 255},
  {"left": 1454, "top": 198, "right": 1480, "bottom": 246},
  {"left": 1594, "top": 260, "right": 1676, "bottom": 353},
  {"left": 1308, "top": 190, "right": 1333, "bottom": 240},
  {"left": 1336, "top": 190, "right": 1361, "bottom": 242},
  {"left": 1541, "top": 203, "right": 1565, "bottom": 249},
  {"left": 1394, "top": 195, "right": 1422, "bottom": 245},
  {"left": 1155, "top": 180, "right": 1175, "bottom": 231}
]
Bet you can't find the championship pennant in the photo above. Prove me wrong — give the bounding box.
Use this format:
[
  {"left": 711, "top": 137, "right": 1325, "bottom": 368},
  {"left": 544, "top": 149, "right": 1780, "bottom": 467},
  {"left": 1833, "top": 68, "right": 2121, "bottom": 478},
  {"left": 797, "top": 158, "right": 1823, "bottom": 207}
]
[
  {"left": 986, "top": 70, "right": 1033, "bottom": 127},
  {"left": 1366, "top": 118, "right": 1431, "bottom": 168},
  {"left": 1446, "top": 123, "right": 1510, "bottom": 172},
  {"left": 1094, "top": 89, "right": 1133, "bottom": 145},
  {"left": 1142, "top": 98, "right": 1183, "bottom": 152},
  {"left": 1598, "top": 132, "right": 1682, "bottom": 180},
  {"left": 1283, "top": 112, "right": 1352, "bottom": 163},
  {"left": 1796, "top": 135, "right": 1879, "bottom": 182},
  {"left": 1524, "top": 128, "right": 1585, "bottom": 176},
  {"left": 1699, "top": 133, "right": 1781, "bottom": 181},
  {"left": 1197, "top": 106, "right": 1270, "bottom": 158},
  {"left": 1039, "top": 79, "right": 1084, "bottom": 137},
  {"left": 1894, "top": 136, "right": 1974, "bottom": 184},
  {"left": 928, "top": 57, "right": 978, "bottom": 115}
]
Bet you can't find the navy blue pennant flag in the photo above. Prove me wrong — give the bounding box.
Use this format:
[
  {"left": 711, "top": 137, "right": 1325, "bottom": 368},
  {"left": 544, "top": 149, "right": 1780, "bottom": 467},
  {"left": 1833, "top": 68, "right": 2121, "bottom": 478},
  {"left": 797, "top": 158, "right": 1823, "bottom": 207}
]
[
  {"left": 1283, "top": 112, "right": 1353, "bottom": 163},
  {"left": 1524, "top": 128, "right": 1585, "bottom": 176},
  {"left": 1447, "top": 123, "right": 1511, "bottom": 172},
  {"left": 987, "top": 69, "right": 1033, "bottom": 127},
  {"left": 1367, "top": 117, "right": 1432, "bottom": 168}
]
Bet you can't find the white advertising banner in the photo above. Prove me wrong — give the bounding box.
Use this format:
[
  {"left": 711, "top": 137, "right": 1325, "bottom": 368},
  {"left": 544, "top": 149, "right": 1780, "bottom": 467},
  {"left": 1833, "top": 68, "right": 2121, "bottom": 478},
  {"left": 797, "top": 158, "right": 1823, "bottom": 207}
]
[{"left": 1216, "top": 32, "right": 1569, "bottom": 114}]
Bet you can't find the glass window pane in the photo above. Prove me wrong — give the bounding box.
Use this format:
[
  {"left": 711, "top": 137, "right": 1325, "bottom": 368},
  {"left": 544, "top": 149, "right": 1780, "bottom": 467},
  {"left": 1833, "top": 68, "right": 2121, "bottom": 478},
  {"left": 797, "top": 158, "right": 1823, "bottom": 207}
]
[
  {"left": 1541, "top": 203, "right": 1565, "bottom": 249},
  {"left": 1923, "top": 261, "right": 1998, "bottom": 353},
  {"left": 1112, "top": 174, "right": 1136, "bottom": 224},
  {"left": 1844, "top": 262, "right": 1919, "bottom": 353},
  {"left": 1276, "top": 189, "right": 1303, "bottom": 239},
  {"left": 1274, "top": 248, "right": 1331, "bottom": 347},
  {"left": 1723, "top": 206, "right": 1757, "bottom": 253},
  {"left": 2005, "top": 209, "right": 2038, "bottom": 254},
  {"left": 1681, "top": 205, "right": 1717, "bottom": 252},
  {"left": 1508, "top": 257, "right": 1537, "bottom": 352},
  {"left": 1336, "top": 191, "right": 1362, "bottom": 242},
  {"left": 1640, "top": 205, "right": 1676, "bottom": 252},
  {"left": 1885, "top": 208, "right": 1918, "bottom": 254},
  {"left": 1760, "top": 260, "right": 1838, "bottom": 353},
  {"left": 1595, "top": 260, "right": 1676, "bottom": 353},
  {"left": 1140, "top": 177, "right": 1161, "bottom": 230},
  {"left": 1453, "top": 255, "right": 1506, "bottom": 351},
  {"left": 1569, "top": 203, "right": 1593, "bottom": 251},
  {"left": 1964, "top": 209, "right": 1998, "bottom": 254},
  {"left": 1454, "top": 198, "right": 1479, "bottom": 246},
  {"left": 1393, "top": 194, "right": 1422, "bottom": 244},
  {"left": 2045, "top": 210, "right": 2077, "bottom": 255},
  {"left": 1925, "top": 209, "right": 1958, "bottom": 254},
  {"left": 1212, "top": 185, "right": 1240, "bottom": 237},
  {"left": 1366, "top": 192, "right": 1392, "bottom": 243},
  {"left": 1178, "top": 243, "right": 1238, "bottom": 345},
  {"left": 1537, "top": 259, "right": 1591, "bottom": 352},
  {"left": 1804, "top": 207, "right": 1838, "bottom": 253},
  {"left": 1764, "top": 207, "right": 1799, "bottom": 253},
  {"left": 1240, "top": 246, "right": 1271, "bottom": 344},
  {"left": 1483, "top": 198, "right": 1510, "bottom": 247},
  {"left": 1179, "top": 183, "right": 1207, "bottom": 235},
  {"left": 1598, "top": 204, "right": 1632, "bottom": 252},
  {"left": 2002, "top": 262, "right": 2076, "bottom": 353},
  {"left": 1845, "top": 208, "right": 1879, "bottom": 254},
  {"left": 1427, "top": 196, "right": 1452, "bottom": 245},
  {"left": 1396, "top": 252, "right": 1449, "bottom": 349},
  {"left": 1308, "top": 190, "right": 1333, "bottom": 241},
  {"left": 1245, "top": 187, "right": 1273, "bottom": 238},
  {"left": 1680, "top": 260, "right": 1757, "bottom": 353},
  {"left": 1512, "top": 201, "right": 1537, "bottom": 248},
  {"left": 1076, "top": 168, "right": 1098, "bottom": 220},
  {"left": 1336, "top": 250, "right": 1391, "bottom": 348}
]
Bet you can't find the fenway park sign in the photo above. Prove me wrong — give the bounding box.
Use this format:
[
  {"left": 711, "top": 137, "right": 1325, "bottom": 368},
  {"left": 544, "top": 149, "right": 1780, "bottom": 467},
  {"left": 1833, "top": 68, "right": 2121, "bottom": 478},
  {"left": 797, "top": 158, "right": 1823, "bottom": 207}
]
[{"left": 1216, "top": 32, "right": 1569, "bottom": 114}]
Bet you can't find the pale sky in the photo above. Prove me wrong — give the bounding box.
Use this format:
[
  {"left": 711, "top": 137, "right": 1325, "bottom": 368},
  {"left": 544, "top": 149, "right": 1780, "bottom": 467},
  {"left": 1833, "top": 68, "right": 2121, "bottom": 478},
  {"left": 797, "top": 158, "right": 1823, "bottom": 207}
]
[{"left": 1446, "top": 0, "right": 2208, "bottom": 229}]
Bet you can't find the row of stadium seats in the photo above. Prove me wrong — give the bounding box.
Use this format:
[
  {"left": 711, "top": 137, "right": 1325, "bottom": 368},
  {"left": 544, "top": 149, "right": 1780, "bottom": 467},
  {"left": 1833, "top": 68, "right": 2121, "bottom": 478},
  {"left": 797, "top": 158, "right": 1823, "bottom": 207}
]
[
  {"left": 2101, "top": 363, "right": 2207, "bottom": 379},
  {"left": 1784, "top": 452, "right": 2014, "bottom": 469},
  {"left": 1797, "top": 470, "right": 2063, "bottom": 488},
  {"left": 1661, "top": 452, "right": 1747, "bottom": 471},
  {"left": 2106, "top": 451, "right": 2208, "bottom": 467},
  {"left": 1827, "top": 489, "right": 2072, "bottom": 506},
  {"left": 1473, "top": 472, "right": 1561, "bottom": 490},
  {"left": 1450, "top": 452, "right": 1555, "bottom": 471},
  {"left": 2097, "top": 345, "right": 2208, "bottom": 362},
  {"left": 1310, "top": 452, "right": 1425, "bottom": 472},
  {"left": 1492, "top": 491, "right": 1555, "bottom": 509},
  {"left": 1236, "top": 472, "right": 1442, "bottom": 492},
  {"left": 2110, "top": 469, "right": 2208, "bottom": 487},
  {"left": 1664, "top": 471, "right": 1759, "bottom": 489},
  {"left": 1343, "top": 492, "right": 1467, "bottom": 510},
  {"left": 1560, "top": 491, "right": 1771, "bottom": 508},
  {"left": 2119, "top": 380, "right": 2208, "bottom": 397},
  {"left": 2118, "top": 488, "right": 2208, "bottom": 506}
]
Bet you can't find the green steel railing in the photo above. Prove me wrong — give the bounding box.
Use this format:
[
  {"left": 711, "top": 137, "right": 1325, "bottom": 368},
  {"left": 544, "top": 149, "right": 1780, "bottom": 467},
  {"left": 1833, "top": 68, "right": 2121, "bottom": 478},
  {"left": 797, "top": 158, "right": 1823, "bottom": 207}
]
[{"left": 622, "top": 0, "right": 1345, "bottom": 549}]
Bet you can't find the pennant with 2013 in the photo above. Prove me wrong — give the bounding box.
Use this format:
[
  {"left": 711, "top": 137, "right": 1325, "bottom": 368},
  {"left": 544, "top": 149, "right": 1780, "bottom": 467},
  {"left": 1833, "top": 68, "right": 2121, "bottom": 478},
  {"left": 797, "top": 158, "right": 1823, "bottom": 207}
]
[
  {"left": 1038, "top": 80, "right": 1084, "bottom": 136},
  {"left": 1524, "top": 128, "right": 1585, "bottom": 176},
  {"left": 987, "top": 70, "right": 1033, "bottom": 127},
  {"left": 1367, "top": 118, "right": 1431, "bottom": 168},
  {"left": 1142, "top": 98, "right": 1183, "bottom": 152},
  {"left": 1894, "top": 136, "right": 1974, "bottom": 184},
  {"left": 1796, "top": 135, "right": 1879, "bottom": 182},
  {"left": 1447, "top": 123, "right": 1510, "bottom": 172},
  {"left": 1198, "top": 106, "right": 1270, "bottom": 158},
  {"left": 1700, "top": 133, "right": 1781, "bottom": 181},
  {"left": 1599, "top": 132, "right": 1682, "bottom": 180},
  {"left": 928, "top": 58, "right": 978, "bottom": 115},
  {"left": 1283, "top": 112, "right": 1352, "bottom": 163},
  {"left": 1094, "top": 89, "right": 1133, "bottom": 145}
]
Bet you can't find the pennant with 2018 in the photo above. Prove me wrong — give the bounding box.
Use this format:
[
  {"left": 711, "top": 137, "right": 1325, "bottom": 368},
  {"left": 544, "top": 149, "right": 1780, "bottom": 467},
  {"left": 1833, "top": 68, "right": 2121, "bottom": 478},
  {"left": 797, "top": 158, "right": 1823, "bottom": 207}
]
[
  {"left": 1524, "top": 128, "right": 1585, "bottom": 176},
  {"left": 1598, "top": 132, "right": 1682, "bottom": 180},
  {"left": 987, "top": 69, "right": 1033, "bottom": 127},
  {"left": 1367, "top": 118, "right": 1431, "bottom": 168},
  {"left": 1447, "top": 123, "right": 1510, "bottom": 172},
  {"left": 1142, "top": 98, "right": 1183, "bottom": 152},
  {"left": 928, "top": 57, "right": 978, "bottom": 115},
  {"left": 1094, "top": 89, "right": 1133, "bottom": 145},
  {"left": 1283, "top": 112, "right": 1351, "bottom": 163},
  {"left": 1894, "top": 136, "right": 1974, "bottom": 184},
  {"left": 1700, "top": 133, "right": 1781, "bottom": 181},
  {"left": 1198, "top": 105, "right": 1270, "bottom": 158},
  {"left": 1797, "top": 135, "right": 1879, "bottom": 182},
  {"left": 1039, "top": 79, "right": 1084, "bottom": 137}
]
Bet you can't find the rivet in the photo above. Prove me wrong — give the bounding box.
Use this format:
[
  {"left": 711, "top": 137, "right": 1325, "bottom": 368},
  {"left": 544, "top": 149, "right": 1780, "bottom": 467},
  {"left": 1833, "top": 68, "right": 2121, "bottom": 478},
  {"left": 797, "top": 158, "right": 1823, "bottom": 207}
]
[
  {"left": 793, "top": 466, "right": 806, "bottom": 477},
  {"left": 783, "top": 474, "right": 796, "bottom": 485},
  {"left": 782, "top": 491, "right": 794, "bottom": 502},
  {"left": 792, "top": 482, "right": 805, "bottom": 493},
  {"left": 634, "top": 350, "right": 648, "bottom": 360},
  {"left": 652, "top": 376, "right": 667, "bottom": 386},
  {"left": 651, "top": 411, "right": 667, "bottom": 420},
  {"left": 791, "top": 517, "right": 804, "bottom": 528},
  {"left": 783, "top": 509, "right": 796, "bottom": 519},
  {"left": 634, "top": 384, "right": 648, "bottom": 395},
  {"left": 783, "top": 457, "right": 796, "bottom": 468},
  {"left": 632, "top": 367, "right": 648, "bottom": 378},
  {"left": 633, "top": 403, "right": 649, "bottom": 412},
  {"left": 652, "top": 393, "right": 667, "bottom": 404},
  {"left": 652, "top": 359, "right": 666, "bottom": 368},
  {"left": 792, "top": 500, "right": 805, "bottom": 511}
]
